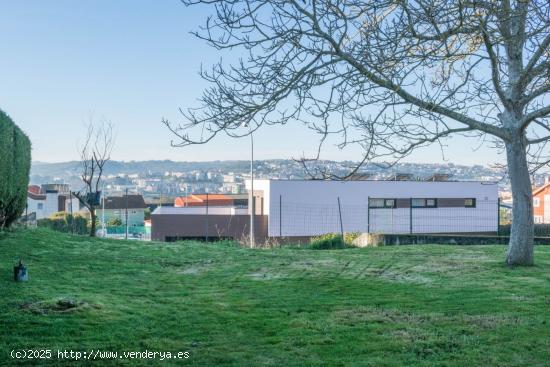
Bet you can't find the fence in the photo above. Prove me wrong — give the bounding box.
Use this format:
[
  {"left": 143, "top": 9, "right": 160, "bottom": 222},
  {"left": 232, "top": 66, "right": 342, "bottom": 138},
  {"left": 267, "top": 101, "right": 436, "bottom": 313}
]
[
  {"left": 102, "top": 225, "right": 151, "bottom": 240},
  {"left": 269, "top": 198, "right": 500, "bottom": 237}
]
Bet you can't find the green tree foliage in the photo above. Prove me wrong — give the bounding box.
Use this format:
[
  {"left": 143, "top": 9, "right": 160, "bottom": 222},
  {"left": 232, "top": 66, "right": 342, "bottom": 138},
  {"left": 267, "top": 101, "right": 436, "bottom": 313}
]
[
  {"left": 0, "top": 110, "right": 31, "bottom": 229},
  {"left": 107, "top": 217, "right": 123, "bottom": 226},
  {"left": 37, "top": 212, "right": 88, "bottom": 235}
]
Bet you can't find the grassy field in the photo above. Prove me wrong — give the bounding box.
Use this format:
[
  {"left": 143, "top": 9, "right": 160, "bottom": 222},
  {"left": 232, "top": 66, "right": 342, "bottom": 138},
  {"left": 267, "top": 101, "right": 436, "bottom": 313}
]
[{"left": 1, "top": 229, "right": 550, "bottom": 366}]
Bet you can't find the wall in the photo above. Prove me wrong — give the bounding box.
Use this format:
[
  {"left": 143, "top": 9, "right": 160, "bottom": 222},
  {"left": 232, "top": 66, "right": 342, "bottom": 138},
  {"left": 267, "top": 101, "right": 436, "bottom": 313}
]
[
  {"left": 261, "top": 180, "right": 499, "bottom": 237},
  {"left": 26, "top": 197, "right": 45, "bottom": 219},
  {"left": 151, "top": 213, "right": 268, "bottom": 242},
  {"left": 379, "top": 233, "right": 550, "bottom": 246}
]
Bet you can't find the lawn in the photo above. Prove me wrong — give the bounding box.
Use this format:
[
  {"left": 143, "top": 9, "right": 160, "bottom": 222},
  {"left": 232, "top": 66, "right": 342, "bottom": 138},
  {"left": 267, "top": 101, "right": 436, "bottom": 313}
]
[{"left": 1, "top": 228, "right": 550, "bottom": 366}]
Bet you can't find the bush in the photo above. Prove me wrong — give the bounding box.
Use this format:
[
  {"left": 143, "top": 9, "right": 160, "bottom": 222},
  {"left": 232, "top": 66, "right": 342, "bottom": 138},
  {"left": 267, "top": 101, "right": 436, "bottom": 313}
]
[
  {"left": 0, "top": 110, "right": 31, "bottom": 229},
  {"left": 107, "top": 217, "right": 123, "bottom": 226},
  {"left": 38, "top": 212, "right": 88, "bottom": 235},
  {"left": 309, "top": 233, "right": 348, "bottom": 249},
  {"left": 308, "top": 232, "right": 362, "bottom": 249}
]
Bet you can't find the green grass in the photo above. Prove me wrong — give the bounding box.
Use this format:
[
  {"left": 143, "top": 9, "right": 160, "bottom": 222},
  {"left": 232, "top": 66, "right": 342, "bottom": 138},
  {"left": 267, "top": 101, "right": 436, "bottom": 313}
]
[{"left": 2, "top": 228, "right": 550, "bottom": 366}]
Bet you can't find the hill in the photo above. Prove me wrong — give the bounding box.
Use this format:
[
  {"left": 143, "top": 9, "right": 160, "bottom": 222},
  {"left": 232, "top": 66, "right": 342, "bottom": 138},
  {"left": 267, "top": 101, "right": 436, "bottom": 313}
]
[{"left": 2, "top": 229, "right": 550, "bottom": 365}]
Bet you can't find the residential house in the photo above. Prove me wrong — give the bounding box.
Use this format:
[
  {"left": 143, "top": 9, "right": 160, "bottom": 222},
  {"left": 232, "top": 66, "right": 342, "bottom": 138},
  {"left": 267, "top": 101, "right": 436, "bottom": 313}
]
[
  {"left": 533, "top": 180, "right": 550, "bottom": 223},
  {"left": 26, "top": 184, "right": 79, "bottom": 220},
  {"left": 174, "top": 194, "right": 248, "bottom": 208},
  {"left": 96, "top": 194, "right": 148, "bottom": 227}
]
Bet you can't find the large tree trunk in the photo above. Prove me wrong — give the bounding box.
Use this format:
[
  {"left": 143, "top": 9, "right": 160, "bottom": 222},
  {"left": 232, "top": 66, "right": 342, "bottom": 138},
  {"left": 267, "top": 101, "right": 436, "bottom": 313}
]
[
  {"left": 505, "top": 137, "right": 534, "bottom": 266},
  {"left": 89, "top": 209, "right": 97, "bottom": 237}
]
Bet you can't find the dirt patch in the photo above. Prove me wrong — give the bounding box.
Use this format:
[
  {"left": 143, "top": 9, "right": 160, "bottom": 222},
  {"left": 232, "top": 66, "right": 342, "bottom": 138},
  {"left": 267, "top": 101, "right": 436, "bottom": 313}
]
[
  {"left": 333, "top": 307, "right": 434, "bottom": 326},
  {"left": 20, "top": 298, "right": 101, "bottom": 315},
  {"left": 247, "top": 268, "right": 286, "bottom": 280},
  {"left": 176, "top": 261, "right": 214, "bottom": 275},
  {"left": 333, "top": 307, "right": 519, "bottom": 331}
]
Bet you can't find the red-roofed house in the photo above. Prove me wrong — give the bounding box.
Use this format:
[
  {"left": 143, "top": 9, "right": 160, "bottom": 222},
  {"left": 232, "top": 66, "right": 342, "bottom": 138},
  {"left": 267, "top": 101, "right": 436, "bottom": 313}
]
[
  {"left": 174, "top": 194, "right": 247, "bottom": 207},
  {"left": 533, "top": 181, "right": 550, "bottom": 223},
  {"left": 26, "top": 184, "right": 80, "bottom": 220}
]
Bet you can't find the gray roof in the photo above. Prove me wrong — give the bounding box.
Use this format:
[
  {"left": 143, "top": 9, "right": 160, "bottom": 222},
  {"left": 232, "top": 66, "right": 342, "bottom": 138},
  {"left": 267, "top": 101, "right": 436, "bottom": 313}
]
[{"left": 102, "top": 195, "right": 147, "bottom": 210}]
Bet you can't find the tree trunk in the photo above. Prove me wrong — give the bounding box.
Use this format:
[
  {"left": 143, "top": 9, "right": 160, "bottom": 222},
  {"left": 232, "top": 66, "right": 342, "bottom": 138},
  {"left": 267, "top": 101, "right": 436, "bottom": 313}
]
[
  {"left": 89, "top": 209, "right": 97, "bottom": 237},
  {"left": 505, "top": 137, "right": 534, "bottom": 266}
]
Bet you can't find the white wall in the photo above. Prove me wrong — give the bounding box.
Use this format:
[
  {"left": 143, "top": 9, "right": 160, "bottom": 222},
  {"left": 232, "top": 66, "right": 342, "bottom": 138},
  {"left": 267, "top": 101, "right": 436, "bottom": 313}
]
[
  {"left": 44, "top": 192, "right": 59, "bottom": 217},
  {"left": 257, "top": 180, "right": 498, "bottom": 236},
  {"left": 26, "top": 197, "right": 46, "bottom": 219}
]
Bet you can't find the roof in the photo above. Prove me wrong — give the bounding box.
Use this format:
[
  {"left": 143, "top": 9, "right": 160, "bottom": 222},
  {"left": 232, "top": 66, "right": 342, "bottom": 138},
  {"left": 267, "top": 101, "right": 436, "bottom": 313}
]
[
  {"left": 101, "top": 195, "right": 147, "bottom": 210},
  {"left": 27, "top": 191, "right": 46, "bottom": 200},
  {"left": 533, "top": 182, "right": 550, "bottom": 196},
  {"left": 174, "top": 194, "right": 238, "bottom": 207},
  {"left": 28, "top": 185, "right": 42, "bottom": 195}
]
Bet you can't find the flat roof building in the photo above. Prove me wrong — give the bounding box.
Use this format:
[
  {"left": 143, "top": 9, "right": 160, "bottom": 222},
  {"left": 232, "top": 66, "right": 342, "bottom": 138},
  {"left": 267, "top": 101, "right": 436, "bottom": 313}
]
[{"left": 151, "top": 180, "right": 499, "bottom": 242}]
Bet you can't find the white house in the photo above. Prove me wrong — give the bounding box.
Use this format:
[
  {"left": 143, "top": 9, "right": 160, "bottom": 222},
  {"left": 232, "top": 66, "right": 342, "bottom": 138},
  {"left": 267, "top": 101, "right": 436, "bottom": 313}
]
[
  {"left": 26, "top": 184, "right": 80, "bottom": 220},
  {"left": 247, "top": 179, "right": 499, "bottom": 237}
]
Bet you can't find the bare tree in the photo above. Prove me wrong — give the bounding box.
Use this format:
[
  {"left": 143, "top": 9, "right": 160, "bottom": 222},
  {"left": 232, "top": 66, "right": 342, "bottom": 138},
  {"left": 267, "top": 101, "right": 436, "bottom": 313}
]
[
  {"left": 73, "top": 121, "right": 114, "bottom": 237},
  {"left": 164, "top": 0, "right": 550, "bottom": 265}
]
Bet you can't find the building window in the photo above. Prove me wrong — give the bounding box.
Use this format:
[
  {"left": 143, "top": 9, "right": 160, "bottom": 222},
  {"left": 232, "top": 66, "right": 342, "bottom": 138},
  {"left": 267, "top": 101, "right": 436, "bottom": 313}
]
[
  {"left": 464, "top": 198, "right": 476, "bottom": 208},
  {"left": 37, "top": 203, "right": 43, "bottom": 210},
  {"left": 369, "top": 198, "right": 396, "bottom": 208},
  {"left": 412, "top": 198, "right": 437, "bottom": 208},
  {"left": 534, "top": 216, "right": 543, "bottom": 223},
  {"left": 534, "top": 197, "right": 540, "bottom": 207}
]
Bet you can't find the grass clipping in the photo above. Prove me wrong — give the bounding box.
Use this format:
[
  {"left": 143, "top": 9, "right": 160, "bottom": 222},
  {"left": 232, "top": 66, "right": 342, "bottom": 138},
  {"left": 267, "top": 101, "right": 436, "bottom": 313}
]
[{"left": 20, "top": 298, "right": 101, "bottom": 315}]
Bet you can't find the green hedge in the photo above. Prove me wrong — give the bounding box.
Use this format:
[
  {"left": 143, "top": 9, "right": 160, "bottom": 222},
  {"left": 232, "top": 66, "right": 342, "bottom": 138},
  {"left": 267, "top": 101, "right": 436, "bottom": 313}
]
[
  {"left": 0, "top": 110, "right": 31, "bottom": 229},
  {"left": 37, "top": 212, "right": 88, "bottom": 235}
]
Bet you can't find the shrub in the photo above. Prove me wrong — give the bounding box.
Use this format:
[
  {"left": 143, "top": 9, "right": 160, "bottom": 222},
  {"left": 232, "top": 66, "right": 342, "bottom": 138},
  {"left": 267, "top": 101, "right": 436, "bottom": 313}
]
[
  {"left": 309, "top": 232, "right": 364, "bottom": 249},
  {"left": 38, "top": 212, "right": 88, "bottom": 235},
  {"left": 107, "top": 217, "right": 123, "bottom": 226},
  {"left": 0, "top": 110, "right": 31, "bottom": 229},
  {"left": 309, "top": 233, "right": 349, "bottom": 249},
  {"left": 344, "top": 232, "right": 361, "bottom": 244}
]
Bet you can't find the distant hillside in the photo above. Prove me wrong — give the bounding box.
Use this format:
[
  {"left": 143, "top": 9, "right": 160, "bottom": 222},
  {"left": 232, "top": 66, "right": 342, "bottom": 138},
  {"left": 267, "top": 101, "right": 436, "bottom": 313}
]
[
  {"left": 31, "top": 159, "right": 504, "bottom": 181},
  {"left": 31, "top": 160, "right": 262, "bottom": 177}
]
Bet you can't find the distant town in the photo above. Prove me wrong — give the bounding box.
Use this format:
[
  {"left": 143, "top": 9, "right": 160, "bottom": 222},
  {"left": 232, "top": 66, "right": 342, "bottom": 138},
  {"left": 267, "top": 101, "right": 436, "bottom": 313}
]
[{"left": 30, "top": 159, "right": 549, "bottom": 204}]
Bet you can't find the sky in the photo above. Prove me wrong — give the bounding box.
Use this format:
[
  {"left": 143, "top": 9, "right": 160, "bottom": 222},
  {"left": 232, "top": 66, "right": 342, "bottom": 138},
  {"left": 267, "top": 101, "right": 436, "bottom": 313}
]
[{"left": 0, "top": 0, "right": 504, "bottom": 166}]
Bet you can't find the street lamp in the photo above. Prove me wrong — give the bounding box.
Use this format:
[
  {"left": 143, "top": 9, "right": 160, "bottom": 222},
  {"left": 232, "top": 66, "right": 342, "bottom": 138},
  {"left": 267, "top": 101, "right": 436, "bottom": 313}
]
[{"left": 241, "top": 121, "right": 255, "bottom": 248}]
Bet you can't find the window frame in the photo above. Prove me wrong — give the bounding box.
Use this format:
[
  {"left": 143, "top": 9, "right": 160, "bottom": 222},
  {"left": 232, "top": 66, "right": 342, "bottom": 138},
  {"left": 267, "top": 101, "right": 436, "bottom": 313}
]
[
  {"left": 411, "top": 198, "right": 438, "bottom": 208},
  {"left": 369, "top": 198, "right": 397, "bottom": 209}
]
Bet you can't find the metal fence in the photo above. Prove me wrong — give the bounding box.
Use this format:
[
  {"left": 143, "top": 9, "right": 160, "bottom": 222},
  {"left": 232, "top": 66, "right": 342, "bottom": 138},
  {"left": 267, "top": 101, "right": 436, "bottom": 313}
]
[
  {"left": 270, "top": 198, "right": 501, "bottom": 237},
  {"left": 102, "top": 225, "right": 151, "bottom": 240},
  {"left": 267, "top": 197, "right": 550, "bottom": 238}
]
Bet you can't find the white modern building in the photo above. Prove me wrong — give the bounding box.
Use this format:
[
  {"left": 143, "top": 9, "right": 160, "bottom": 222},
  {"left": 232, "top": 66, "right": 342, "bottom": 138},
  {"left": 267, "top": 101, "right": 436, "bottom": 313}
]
[
  {"left": 151, "top": 179, "right": 499, "bottom": 242},
  {"left": 249, "top": 179, "right": 499, "bottom": 237}
]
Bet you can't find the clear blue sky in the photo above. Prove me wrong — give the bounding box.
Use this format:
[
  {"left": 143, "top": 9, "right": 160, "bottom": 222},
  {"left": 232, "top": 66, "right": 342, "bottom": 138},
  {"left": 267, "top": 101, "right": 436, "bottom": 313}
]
[{"left": 0, "top": 0, "right": 503, "bottom": 166}]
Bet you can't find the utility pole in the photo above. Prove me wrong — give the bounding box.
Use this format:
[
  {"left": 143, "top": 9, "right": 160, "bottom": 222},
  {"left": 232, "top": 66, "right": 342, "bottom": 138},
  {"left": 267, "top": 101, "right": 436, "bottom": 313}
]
[
  {"left": 241, "top": 121, "right": 255, "bottom": 248},
  {"left": 249, "top": 131, "right": 255, "bottom": 248},
  {"left": 101, "top": 183, "right": 106, "bottom": 237},
  {"left": 70, "top": 188, "right": 74, "bottom": 234},
  {"left": 205, "top": 192, "right": 209, "bottom": 242},
  {"left": 125, "top": 188, "right": 129, "bottom": 240}
]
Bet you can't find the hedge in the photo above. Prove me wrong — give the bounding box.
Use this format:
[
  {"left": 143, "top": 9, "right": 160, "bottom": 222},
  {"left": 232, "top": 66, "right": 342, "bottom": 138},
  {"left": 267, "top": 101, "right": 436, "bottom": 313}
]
[
  {"left": 37, "top": 212, "right": 88, "bottom": 235},
  {"left": 0, "top": 110, "right": 31, "bottom": 229}
]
